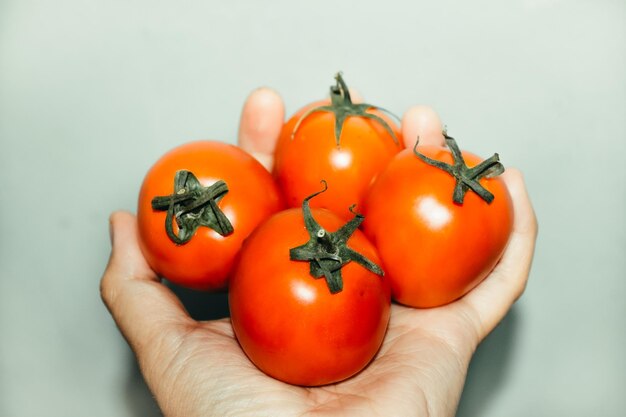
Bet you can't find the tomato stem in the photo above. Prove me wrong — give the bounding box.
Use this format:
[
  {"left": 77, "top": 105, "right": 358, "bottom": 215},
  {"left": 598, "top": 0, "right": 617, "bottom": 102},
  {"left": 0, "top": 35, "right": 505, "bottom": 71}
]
[
  {"left": 413, "top": 133, "right": 505, "bottom": 204},
  {"left": 151, "top": 170, "right": 234, "bottom": 244},
  {"left": 289, "top": 181, "right": 384, "bottom": 294},
  {"left": 291, "top": 72, "right": 400, "bottom": 146}
]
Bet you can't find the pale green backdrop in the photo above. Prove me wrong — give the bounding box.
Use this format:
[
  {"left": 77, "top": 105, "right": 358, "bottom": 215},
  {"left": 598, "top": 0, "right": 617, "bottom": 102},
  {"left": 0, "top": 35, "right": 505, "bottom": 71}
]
[{"left": 1, "top": 0, "right": 624, "bottom": 416}]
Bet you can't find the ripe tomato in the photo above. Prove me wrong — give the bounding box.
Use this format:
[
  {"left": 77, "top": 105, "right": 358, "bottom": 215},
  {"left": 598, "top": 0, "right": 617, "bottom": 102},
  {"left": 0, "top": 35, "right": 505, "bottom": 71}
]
[
  {"left": 229, "top": 186, "right": 390, "bottom": 386},
  {"left": 362, "top": 135, "right": 513, "bottom": 308},
  {"left": 273, "top": 73, "right": 403, "bottom": 220},
  {"left": 137, "top": 140, "right": 283, "bottom": 291}
]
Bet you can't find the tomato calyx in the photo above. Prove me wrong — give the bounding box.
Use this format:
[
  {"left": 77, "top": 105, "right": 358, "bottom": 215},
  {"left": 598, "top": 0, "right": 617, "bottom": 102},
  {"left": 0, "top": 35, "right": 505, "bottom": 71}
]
[
  {"left": 289, "top": 181, "right": 384, "bottom": 294},
  {"left": 291, "top": 72, "right": 399, "bottom": 147},
  {"left": 151, "top": 170, "right": 234, "bottom": 244},
  {"left": 413, "top": 133, "right": 505, "bottom": 204}
]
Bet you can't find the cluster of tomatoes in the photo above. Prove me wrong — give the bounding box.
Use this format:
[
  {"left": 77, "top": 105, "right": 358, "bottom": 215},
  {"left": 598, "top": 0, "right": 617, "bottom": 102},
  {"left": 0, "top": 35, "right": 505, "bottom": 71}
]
[{"left": 136, "top": 73, "right": 513, "bottom": 386}]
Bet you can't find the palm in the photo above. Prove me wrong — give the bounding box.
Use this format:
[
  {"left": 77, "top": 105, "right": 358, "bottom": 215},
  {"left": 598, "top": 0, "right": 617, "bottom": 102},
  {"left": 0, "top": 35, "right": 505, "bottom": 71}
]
[{"left": 152, "top": 292, "right": 478, "bottom": 417}]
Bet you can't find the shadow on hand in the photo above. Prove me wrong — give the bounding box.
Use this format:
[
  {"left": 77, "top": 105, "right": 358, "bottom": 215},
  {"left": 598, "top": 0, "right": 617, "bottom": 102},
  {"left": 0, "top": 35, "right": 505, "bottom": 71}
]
[
  {"left": 123, "top": 282, "right": 521, "bottom": 417},
  {"left": 124, "top": 280, "right": 231, "bottom": 417},
  {"left": 456, "top": 305, "right": 521, "bottom": 417}
]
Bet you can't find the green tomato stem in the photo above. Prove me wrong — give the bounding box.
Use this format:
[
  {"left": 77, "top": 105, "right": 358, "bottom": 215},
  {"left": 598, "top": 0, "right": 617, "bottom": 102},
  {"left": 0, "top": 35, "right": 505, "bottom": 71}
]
[
  {"left": 151, "top": 170, "right": 233, "bottom": 245},
  {"left": 289, "top": 181, "right": 384, "bottom": 294}
]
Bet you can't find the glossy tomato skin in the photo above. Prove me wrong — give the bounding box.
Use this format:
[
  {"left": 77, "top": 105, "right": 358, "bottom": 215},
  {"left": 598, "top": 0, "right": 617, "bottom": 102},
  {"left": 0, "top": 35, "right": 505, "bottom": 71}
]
[
  {"left": 137, "top": 141, "right": 283, "bottom": 291},
  {"left": 362, "top": 146, "right": 513, "bottom": 308},
  {"left": 229, "top": 208, "right": 391, "bottom": 386},
  {"left": 273, "top": 101, "right": 403, "bottom": 220}
]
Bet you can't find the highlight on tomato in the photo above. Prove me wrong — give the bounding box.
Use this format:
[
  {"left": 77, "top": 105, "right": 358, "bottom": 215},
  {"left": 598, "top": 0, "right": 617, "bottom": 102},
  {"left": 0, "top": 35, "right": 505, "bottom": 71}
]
[
  {"left": 362, "top": 132, "right": 513, "bottom": 308},
  {"left": 229, "top": 182, "right": 391, "bottom": 386},
  {"left": 273, "top": 72, "right": 403, "bottom": 220},
  {"left": 137, "top": 140, "right": 283, "bottom": 291}
]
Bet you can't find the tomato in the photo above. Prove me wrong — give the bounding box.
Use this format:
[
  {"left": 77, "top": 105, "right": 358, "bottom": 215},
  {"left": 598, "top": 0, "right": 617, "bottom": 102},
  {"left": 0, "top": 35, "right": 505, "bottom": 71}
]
[
  {"left": 362, "top": 135, "right": 513, "bottom": 308},
  {"left": 137, "top": 140, "right": 283, "bottom": 291},
  {"left": 273, "top": 73, "right": 403, "bottom": 220},
  {"left": 229, "top": 186, "right": 391, "bottom": 386}
]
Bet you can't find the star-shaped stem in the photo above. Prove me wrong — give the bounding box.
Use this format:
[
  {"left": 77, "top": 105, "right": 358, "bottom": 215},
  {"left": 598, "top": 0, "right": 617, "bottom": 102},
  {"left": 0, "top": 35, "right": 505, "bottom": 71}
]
[
  {"left": 413, "top": 133, "right": 505, "bottom": 204},
  {"left": 151, "top": 170, "right": 233, "bottom": 245},
  {"left": 289, "top": 181, "right": 384, "bottom": 294},
  {"left": 291, "top": 72, "right": 399, "bottom": 147}
]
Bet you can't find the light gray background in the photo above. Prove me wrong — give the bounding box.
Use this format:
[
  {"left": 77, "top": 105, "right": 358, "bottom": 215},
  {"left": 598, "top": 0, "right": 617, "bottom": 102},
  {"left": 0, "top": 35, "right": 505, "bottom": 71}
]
[{"left": 1, "top": 1, "right": 624, "bottom": 416}]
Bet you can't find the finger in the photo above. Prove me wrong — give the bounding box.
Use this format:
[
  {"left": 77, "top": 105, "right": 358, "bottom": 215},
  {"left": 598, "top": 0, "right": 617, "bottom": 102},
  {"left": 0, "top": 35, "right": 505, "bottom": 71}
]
[
  {"left": 100, "top": 211, "right": 193, "bottom": 358},
  {"left": 459, "top": 168, "right": 538, "bottom": 340},
  {"left": 237, "top": 87, "right": 285, "bottom": 171},
  {"left": 401, "top": 105, "right": 445, "bottom": 149}
]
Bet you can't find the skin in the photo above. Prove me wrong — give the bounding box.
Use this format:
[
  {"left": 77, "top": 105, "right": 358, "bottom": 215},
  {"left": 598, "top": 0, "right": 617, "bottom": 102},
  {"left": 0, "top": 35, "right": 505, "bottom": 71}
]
[
  {"left": 273, "top": 100, "right": 403, "bottom": 220},
  {"left": 137, "top": 141, "right": 283, "bottom": 290},
  {"left": 229, "top": 208, "right": 391, "bottom": 387},
  {"left": 363, "top": 146, "right": 514, "bottom": 308},
  {"left": 100, "top": 88, "right": 538, "bottom": 417}
]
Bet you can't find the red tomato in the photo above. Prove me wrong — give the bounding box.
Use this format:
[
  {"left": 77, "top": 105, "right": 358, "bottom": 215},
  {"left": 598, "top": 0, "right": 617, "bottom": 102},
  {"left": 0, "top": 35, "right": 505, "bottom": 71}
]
[
  {"left": 229, "top": 191, "right": 390, "bottom": 386},
  {"left": 273, "top": 73, "right": 402, "bottom": 219},
  {"left": 137, "top": 140, "right": 283, "bottom": 291},
  {"left": 362, "top": 136, "right": 513, "bottom": 308}
]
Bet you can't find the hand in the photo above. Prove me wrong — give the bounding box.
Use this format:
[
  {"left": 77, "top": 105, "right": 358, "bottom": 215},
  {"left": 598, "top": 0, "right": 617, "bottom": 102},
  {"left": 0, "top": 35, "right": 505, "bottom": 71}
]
[{"left": 100, "top": 88, "right": 537, "bottom": 417}]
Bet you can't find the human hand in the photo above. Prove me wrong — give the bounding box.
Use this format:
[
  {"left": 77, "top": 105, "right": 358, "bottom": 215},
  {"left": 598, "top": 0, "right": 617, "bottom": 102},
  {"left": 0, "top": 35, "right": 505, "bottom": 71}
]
[{"left": 100, "top": 88, "right": 537, "bottom": 417}]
